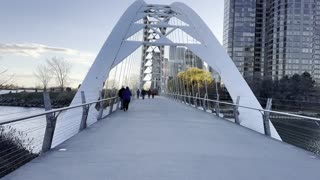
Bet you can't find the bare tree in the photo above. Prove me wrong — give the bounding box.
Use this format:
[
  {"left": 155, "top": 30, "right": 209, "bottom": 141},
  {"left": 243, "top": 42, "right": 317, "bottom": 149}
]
[
  {"left": 46, "top": 57, "right": 72, "bottom": 91},
  {"left": 34, "top": 64, "right": 52, "bottom": 91},
  {"left": 0, "top": 60, "right": 15, "bottom": 88}
]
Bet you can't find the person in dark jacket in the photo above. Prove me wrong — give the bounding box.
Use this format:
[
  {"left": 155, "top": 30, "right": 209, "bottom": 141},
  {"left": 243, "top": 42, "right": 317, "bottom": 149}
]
[
  {"left": 147, "top": 89, "right": 151, "bottom": 99},
  {"left": 151, "top": 89, "right": 157, "bottom": 99},
  {"left": 141, "top": 89, "right": 146, "bottom": 99},
  {"left": 136, "top": 89, "right": 140, "bottom": 99},
  {"left": 122, "top": 87, "right": 132, "bottom": 111},
  {"left": 118, "top": 86, "right": 125, "bottom": 110}
]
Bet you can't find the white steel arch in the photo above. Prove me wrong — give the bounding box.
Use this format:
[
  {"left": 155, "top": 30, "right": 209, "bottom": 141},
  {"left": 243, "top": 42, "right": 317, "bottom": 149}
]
[{"left": 62, "top": 0, "right": 280, "bottom": 143}]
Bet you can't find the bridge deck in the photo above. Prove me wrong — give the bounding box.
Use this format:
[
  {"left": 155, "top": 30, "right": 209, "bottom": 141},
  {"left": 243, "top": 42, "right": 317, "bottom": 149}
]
[{"left": 4, "top": 97, "right": 320, "bottom": 180}]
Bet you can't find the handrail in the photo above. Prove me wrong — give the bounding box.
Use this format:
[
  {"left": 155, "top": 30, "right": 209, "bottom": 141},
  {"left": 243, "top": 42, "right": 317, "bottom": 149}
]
[
  {"left": 166, "top": 93, "right": 320, "bottom": 122},
  {"left": 0, "top": 96, "right": 118, "bottom": 126}
]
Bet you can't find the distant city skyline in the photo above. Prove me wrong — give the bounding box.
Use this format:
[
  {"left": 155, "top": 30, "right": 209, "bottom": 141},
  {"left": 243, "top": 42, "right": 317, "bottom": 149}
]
[{"left": 0, "top": 0, "right": 224, "bottom": 88}]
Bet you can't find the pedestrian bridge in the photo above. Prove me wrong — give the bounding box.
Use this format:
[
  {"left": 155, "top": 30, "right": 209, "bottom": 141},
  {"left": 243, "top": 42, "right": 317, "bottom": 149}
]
[
  {"left": 3, "top": 97, "right": 320, "bottom": 180},
  {"left": 1, "top": 0, "right": 320, "bottom": 179}
]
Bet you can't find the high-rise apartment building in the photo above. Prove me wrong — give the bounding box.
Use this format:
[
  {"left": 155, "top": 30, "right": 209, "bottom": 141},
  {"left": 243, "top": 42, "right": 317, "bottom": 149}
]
[{"left": 223, "top": 0, "right": 320, "bottom": 84}]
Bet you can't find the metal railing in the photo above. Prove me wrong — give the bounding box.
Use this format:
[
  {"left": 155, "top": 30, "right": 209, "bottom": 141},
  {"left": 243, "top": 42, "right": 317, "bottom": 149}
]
[
  {"left": 0, "top": 97, "right": 118, "bottom": 126},
  {"left": 166, "top": 93, "right": 320, "bottom": 155},
  {"left": 0, "top": 91, "right": 120, "bottom": 178}
]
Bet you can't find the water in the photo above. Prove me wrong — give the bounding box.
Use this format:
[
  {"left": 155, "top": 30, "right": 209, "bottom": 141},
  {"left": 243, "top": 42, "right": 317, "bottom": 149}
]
[
  {"left": 0, "top": 90, "right": 41, "bottom": 95},
  {"left": 0, "top": 106, "right": 45, "bottom": 122},
  {"left": 0, "top": 90, "right": 17, "bottom": 95},
  {"left": 0, "top": 105, "right": 105, "bottom": 151},
  {"left": 0, "top": 106, "right": 46, "bottom": 152}
]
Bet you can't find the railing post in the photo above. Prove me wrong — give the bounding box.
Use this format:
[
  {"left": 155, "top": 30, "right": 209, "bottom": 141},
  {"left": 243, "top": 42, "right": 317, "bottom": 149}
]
[
  {"left": 117, "top": 96, "right": 121, "bottom": 109},
  {"left": 79, "top": 91, "right": 89, "bottom": 131},
  {"left": 116, "top": 97, "right": 120, "bottom": 110},
  {"left": 97, "top": 91, "right": 104, "bottom": 121},
  {"left": 203, "top": 93, "right": 207, "bottom": 112},
  {"left": 180, "top": 94, "right": 183, "bottom": 103},
  {"left": 215, "top": 94, "right": 220, "bottom": 117},
  {"left": 195, "top": 93, "right": 198, "bottom": 108},
  {"left": 109, "top": 97, "right": 115, "bottom": 114},
  {"left": 42, "top": 92, "right": 57, "bottom": 153},
  {"left": 263, "top": 98, "right": 272, "bottom": 136},
  {"left": 233, "top": 96, "right": 240, "bottom": 124}
]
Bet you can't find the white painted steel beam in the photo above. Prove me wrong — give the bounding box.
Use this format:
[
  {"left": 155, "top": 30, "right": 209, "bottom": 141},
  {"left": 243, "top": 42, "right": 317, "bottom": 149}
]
[{"left": 64, "top": 0, "right": 281, "bottom": 147}]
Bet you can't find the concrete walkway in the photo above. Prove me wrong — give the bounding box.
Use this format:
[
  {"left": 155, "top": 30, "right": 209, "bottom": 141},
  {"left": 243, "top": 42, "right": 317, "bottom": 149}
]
[{"left": 4, "top": 97, "right": 320, "bottom": 180}]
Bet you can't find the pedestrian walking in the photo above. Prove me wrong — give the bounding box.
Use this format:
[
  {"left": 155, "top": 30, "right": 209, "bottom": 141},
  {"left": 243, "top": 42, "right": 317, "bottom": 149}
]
[
  {"left": 118, "top": 86, "right": 125, "bottom": 110},
  {"left": 147, "top": 89, "right": 151, "bottom": 99},
  {"left": 141, "top": 89, "right": 146, "bottom": 99},
  {"left": 122, "top": 86, "right": 132, "bottom": 111},
  {"left": 136, "top": 89, "right": 140, "bottom": 99},
  {"left": 151, "top": 89, "right": 157, "bottom": 99}
]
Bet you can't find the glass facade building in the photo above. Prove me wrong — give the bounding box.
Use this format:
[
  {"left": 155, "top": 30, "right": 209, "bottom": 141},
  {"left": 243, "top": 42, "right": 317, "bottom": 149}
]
[
  {"left": 223, "top": 0, "right": 257, "bottom": 82},
  {"left": 224, "top": 0, "right": 320, "bottom": 84}
]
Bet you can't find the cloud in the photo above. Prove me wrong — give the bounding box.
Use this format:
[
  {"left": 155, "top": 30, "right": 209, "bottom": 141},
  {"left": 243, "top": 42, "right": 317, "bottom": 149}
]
[
  {"left": 0, "top": 43, "right": 96, "bottom": 65},
  {"left": 0, "top": 43, "right": 80, "bottom": 58},
  {"left": 67, "top": 52, "right": 96, "bottom": 66}
]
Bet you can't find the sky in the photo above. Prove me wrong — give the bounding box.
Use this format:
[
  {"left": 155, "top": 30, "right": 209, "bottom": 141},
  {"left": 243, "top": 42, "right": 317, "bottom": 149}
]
[{"left": 0, "top": 0, "right": 225, "bottom": 88}]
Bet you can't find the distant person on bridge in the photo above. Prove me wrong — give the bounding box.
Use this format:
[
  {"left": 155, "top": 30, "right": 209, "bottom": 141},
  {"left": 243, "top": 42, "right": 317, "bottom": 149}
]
[
  {"left": 141, "top": 89, "right": 146, "bottom": 99},
  {"left": 118, "top": 86, "right": 125, "bottom": 110},
  {"left": 147, "top": 89, "right": 151, "bottom": 99},
  {"left": 136, "top": 89, "right": 140, "bottom": 99},
  {"left": 122, "top": 87, "right": 132, "bottom": 111},
  {"left": 151, "top": 89, "right": 157, "bottom": 99}
]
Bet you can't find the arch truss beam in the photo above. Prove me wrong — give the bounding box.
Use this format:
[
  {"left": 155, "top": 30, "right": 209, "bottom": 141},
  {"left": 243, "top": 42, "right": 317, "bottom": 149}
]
[{"left": 70, "top": 0, "right": 281, "bottom": 140}]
